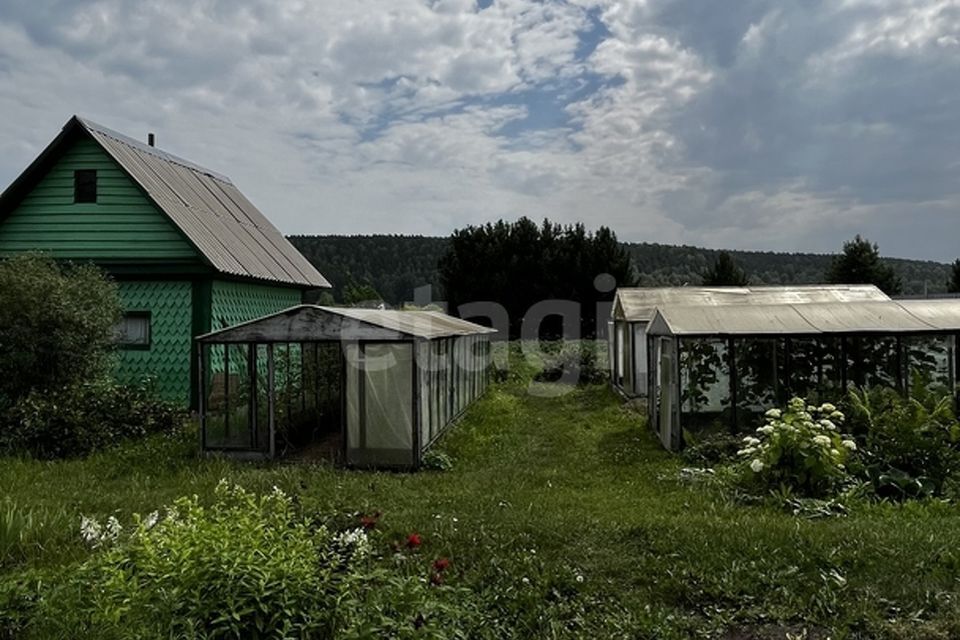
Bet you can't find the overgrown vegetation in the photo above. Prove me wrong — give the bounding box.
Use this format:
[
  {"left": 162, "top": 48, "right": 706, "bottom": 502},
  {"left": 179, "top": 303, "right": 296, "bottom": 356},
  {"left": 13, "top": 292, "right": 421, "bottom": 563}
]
[
  {"left": 0, "top": 254, "right": 121, "bottom": 410},
  {"left": 0, "top": 254, "right": 184, "bottom": 460},
  {"left": 3, "top": 351, "right": 960, "bottom": 637}
]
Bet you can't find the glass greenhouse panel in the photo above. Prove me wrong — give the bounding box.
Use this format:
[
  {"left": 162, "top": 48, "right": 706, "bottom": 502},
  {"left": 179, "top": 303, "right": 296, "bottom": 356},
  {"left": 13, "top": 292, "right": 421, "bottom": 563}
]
[
  {"left": 906, "top": 335, "right": 954, "bottom": 394},
  {"left": 786, "top": 338, "right": 843, "bottom": 403},
  {"left": 417, "top": 341, "right": 430, "bottom": 450},
  {"left": 846, "top": 337, "right": 900, "bottom": 389},
  {"left": 679, "top": 338, "right": 731, "bottom": 435},
  {"left": 735, "top": 338, "right": 781, "bottom": 431}
]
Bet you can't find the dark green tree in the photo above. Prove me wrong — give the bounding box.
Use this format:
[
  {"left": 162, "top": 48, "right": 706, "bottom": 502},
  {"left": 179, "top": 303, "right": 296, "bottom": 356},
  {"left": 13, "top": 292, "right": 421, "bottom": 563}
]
[
  {"left": 701, "top": 251, "right": 748, "bottom": 286},
  {"left": 947, "top": 259, "right": 960, "bottom": 293},
  {"left": 341, "top": 280, "right": 383, "bottom": 306},
  {"left": 825, "top": 235, "right": 902, "bottom": 295},
  {"left": 438, "top": 218, "right": 635, "bottom": 339}
]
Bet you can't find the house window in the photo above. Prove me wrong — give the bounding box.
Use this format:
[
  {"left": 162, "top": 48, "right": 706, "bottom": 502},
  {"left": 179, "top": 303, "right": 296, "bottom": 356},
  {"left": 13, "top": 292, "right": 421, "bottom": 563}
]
[
  {"left": 74, "top": 169, "right": 97, "bottom": 203},
  {"left": 115, "top": 311, "right": 151, "bottom": 349}
]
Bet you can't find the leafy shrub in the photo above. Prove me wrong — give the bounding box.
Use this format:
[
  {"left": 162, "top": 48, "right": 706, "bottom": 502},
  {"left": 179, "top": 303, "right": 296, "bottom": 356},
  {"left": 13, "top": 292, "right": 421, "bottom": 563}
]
[
  {"left": 29, "top": 483, "right": 464, "bottom": 640},
  {"left": 846, "top": 385, "right": 960, "bottom": 499},
  {"left": 0, "top": 378, "right": 184, "bottom": 459},
  {"left": 536, "top": 341, "right": 608, "bottom": 386},
  {"left": 0, "top": 254, "right": 121, "bottom": 409},
  {"left": 681, "top": 431, "right": 745, "bottom": 466},
  {"left": 734, "top": 397, "right": 857, "bottom": 498},
  {"left": 422, "top": 449, "right": 454, "bottom": 471},
  {"left": 0, "top": 569, "right": 46, "bottom": 640}
]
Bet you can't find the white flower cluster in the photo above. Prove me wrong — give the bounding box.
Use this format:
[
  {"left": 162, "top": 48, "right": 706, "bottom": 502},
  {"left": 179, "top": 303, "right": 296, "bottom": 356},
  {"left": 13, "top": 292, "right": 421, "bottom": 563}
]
[
  {"left": 80, "top": 515, "right": 123, "bottom": 547},
  {"left": 334, "top": 527, "right": 371, "bottom": 560},
  {"left": 738, "top": 398, "right": 857, "bottom": 474}
]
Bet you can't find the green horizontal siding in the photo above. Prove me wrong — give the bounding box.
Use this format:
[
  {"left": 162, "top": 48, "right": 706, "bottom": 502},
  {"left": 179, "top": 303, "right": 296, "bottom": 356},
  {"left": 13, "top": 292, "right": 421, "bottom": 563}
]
[
  {"left": 0, "top": 138, "right": 199, "bottom": 261},
  {"left": 115, "top": 280, "right": 194, "bottom": 405}
]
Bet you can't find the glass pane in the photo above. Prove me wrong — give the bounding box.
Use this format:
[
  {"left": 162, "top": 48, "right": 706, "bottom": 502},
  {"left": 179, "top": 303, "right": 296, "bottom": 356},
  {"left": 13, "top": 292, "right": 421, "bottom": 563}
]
[
  {"left": 735, "top": 338, "right": 779, "bottom": 431},
  {"left": 204, "top": 344, "right": 254, "bottom": 449},
  {"left": 356, "top": 343, "right": 413, "bottom": 466},
  {"left": 345, "top": 344, "right": 361, "bottom": 453},
  {"left": 787, "top": 338, "right": 843, "bottom": 404},
  {"left": 907, "top": 335, "right": 954, "bottom": 395},
  {"left": 846, "top": 337, "right": 900, "bottom": 389},
  {"left": 679, "top": 338, "right": 731, "bottom": 436}
]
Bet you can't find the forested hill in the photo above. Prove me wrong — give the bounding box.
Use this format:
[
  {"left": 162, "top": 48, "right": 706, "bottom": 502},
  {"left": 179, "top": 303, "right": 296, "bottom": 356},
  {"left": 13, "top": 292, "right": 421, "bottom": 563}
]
[{"left": 288, "top": 235, "right": 951, "bottom": 304}]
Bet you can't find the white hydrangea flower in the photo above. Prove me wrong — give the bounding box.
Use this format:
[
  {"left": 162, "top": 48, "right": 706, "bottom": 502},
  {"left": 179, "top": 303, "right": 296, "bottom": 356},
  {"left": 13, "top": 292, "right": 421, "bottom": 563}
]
[
  {"left": 830, "top": 410, "right": 845, "bottom": 421},
  {"left": 819, "top": 419, "right": 837, "bottom": 431},
  {"left": 842, "top": 440, "right": 857, "bottom": 451},
  {"left": 830, "top": 448, "right": 840, "bottom": 457},
  {"left": 756, "top": 425, "right": 775, "bottom": 435},
  {"left": 819, "top": 403, "right": 837, "bottom": 413},
  {"left": 143, "top": 511, "right": 160, "bottom": 530},
  {"left": 742, "top": 436, "right": 761, "bottom": 446},
  {"left": 813, "top": 435, "right": 831, "bottom": 446},
  {"left": 737, "top": 447, "right": 756, "bottom": 456},
  {"left": 764, "top": 408, "right": 782, "bottom": 419},
  {"left": 335, "top": 528, "right": 371, "bottom": 559},
  {"left": 750, "top": 459, "right": 765, "bottom": 473}
]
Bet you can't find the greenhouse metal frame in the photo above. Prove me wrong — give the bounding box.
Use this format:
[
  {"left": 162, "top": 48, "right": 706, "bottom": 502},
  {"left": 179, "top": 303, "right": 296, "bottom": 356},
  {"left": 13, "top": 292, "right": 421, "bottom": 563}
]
[
  {"left": 645, "top": 298, "right": 960, "bottom": 451},
  {"left": 610, "top": 285, "right": 889, "bottom": 399},
  {"left": 195, "top": 305, "right": 495, "bottom": 468}
]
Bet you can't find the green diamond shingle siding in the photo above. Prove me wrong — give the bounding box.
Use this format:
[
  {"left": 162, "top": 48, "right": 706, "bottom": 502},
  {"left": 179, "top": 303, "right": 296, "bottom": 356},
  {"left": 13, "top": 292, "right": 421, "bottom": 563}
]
[
  {"left": 115, "top": 280, "right": 193, "bottom": 403},
  {"left": 0, "top": 138, "right": 199, "bottom": 261},
  {"left": 211, "top": 280, "right": 303, "bottom": 330}
]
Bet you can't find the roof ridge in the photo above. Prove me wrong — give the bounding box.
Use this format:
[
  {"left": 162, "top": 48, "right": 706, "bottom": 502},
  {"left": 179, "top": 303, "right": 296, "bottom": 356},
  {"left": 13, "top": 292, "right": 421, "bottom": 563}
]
[{"left": 75, "top": 116, "right": 233, "bottom": 184}]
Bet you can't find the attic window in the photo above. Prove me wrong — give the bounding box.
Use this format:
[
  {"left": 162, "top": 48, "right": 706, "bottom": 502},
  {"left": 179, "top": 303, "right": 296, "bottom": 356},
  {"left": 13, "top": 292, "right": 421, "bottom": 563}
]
[{"left": 74, "top": 169, "right": 97, "bottom": 203}]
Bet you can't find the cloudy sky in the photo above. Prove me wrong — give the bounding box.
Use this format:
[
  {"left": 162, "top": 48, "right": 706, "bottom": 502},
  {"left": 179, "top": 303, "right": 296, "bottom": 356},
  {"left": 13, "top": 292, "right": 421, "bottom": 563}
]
[{"left": 1, "top": 0, "right": 958, "bottom": 260}]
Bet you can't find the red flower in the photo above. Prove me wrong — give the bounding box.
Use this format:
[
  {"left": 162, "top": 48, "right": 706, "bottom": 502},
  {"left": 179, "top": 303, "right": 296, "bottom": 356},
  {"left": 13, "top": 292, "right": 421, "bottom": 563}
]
[
  {"left": 432, "top": 557, "right": 450, "bottom": 572},
  {"left": 359, "top": 511, "right": 381, "bottom": 530},
  {"left": 406, "top": 532, "right": 422, "bottom": 549}
]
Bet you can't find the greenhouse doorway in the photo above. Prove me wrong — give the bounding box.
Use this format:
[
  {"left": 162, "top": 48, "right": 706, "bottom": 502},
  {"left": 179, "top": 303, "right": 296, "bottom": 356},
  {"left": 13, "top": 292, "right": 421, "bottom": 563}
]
[{"left": 199, "top": 341, "right": 344, "bottom": 461}]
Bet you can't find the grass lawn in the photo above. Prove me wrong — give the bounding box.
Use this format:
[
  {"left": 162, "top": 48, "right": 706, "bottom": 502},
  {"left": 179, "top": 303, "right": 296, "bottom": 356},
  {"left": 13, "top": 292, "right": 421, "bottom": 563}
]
[{"left": 4, "top": 366, "right": 960, "bottom": 638}]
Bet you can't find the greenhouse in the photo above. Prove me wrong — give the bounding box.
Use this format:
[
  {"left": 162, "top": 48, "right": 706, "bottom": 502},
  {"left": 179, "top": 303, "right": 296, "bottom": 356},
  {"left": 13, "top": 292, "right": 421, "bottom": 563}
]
[
  {"left": 610, "top": 285, "right": 889, "bottom": 397},
  {"left": 646, "top": 298, "right": 960, "bottom": 451},
  {"left": 195, "top": 305, "right": 495, "bottom": 468}
]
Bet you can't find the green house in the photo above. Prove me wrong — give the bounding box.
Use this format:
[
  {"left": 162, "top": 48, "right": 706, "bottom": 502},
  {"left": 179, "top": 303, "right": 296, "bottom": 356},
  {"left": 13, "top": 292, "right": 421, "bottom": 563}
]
[{"left": 0, "top": 116, "right": 330, "bottom": 408}]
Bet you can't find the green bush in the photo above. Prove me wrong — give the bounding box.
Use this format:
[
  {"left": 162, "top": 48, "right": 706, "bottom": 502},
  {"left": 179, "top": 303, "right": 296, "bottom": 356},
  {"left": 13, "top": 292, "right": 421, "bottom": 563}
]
[
  {"left": 734, "top": 397, "right": 857, "bottom": 498},
  {"left": 536, "top": 341, "right": 608, "bottom": 386},
  {"left": 28, "top": 483, "right": 465, "bottom": 640},
  {"left": 0, "top": 378, "right": 183, "bottom": 460},
  {"left": 846, "top": 385, "right": 960, "bottom": 499},
  {"left": 681, "top": 431, "right": 745, "bottom": 466},
  {"left": 0, "top": 254, "right": 121, "bottom": 409}
]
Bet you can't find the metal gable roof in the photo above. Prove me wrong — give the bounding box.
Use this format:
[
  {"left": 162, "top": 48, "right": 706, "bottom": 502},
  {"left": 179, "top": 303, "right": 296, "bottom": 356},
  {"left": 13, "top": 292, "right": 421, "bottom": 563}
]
[
  {"left": 197, "top": 305, "right": 497, "bottom": 343},
  {"left": 646, "top": 299, "right": 960, "bottom": 337},
  {"left": 77, "top": 118, "right": 330, "bottom": 288},
  {"left": 0, "top": 116, "right": 330, "bottom": 288},
  {"left": 613, "top": 285, "right": 889, "bottom": 322}
]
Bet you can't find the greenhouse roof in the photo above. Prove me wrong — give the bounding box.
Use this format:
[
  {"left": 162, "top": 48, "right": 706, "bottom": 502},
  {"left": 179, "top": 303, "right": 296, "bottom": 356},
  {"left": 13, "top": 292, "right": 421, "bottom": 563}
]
[
  {"left": 647, "top": 299, "right": 960, "bottom": 337},
  {"left": 613, "top": 285, "right": 889, "bottom": 322},
  {"left": 197, "top": 305, "right": 497, "bottom": 343}
]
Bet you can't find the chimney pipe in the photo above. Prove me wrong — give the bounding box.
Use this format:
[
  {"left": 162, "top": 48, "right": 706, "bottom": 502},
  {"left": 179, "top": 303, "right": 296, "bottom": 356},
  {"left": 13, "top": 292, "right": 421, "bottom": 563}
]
[{"left": 147, "top": 133, "right": 155, "bottom": 147}]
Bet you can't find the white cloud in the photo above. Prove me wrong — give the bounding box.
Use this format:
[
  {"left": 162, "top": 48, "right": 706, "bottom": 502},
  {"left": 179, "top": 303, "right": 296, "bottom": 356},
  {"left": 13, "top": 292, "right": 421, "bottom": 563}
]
[{"left": 1, "top": 0, "right": 959, "bottom": 262}]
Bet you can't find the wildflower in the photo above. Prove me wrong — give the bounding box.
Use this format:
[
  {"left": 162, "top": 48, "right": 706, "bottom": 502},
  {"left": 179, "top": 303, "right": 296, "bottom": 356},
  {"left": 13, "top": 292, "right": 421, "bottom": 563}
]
[
  {"left": 80, "top": 516, "right": 101, "bottom": 545},
  {"left": 406, "top": 532, "right": 422, "bottom": 549},
  {"left": 764, "top": 408, "right": 782, "bottom": 419},
  {"left": 336, "top": 528, "right": 371, "bottom": 559},
  {"left": 433, "top": 557, "right": 451, "bottom": 572},
  {"left": 813, "top": 435, "right": 831, "bottom": 447},
  {"left": 104, "top": 516, "right": 123, "bottom": 543},
  {"left": 750, "top": 459, "right": 765, "bottom": 473},
  {"left": 360, "top": 511, "right": 381, "bottom": 530},
  {"left": 842, "top": 439, "right": 857, "bottom": 451}
]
